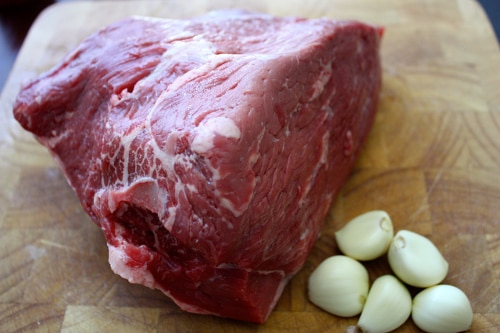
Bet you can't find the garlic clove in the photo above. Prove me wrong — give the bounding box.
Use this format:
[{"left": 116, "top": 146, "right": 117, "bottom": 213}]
[
  {"left": 357, "top": 274, "right": 412, "bottom": 333},
  {"left": 412, "top": 284, "right": 473, "bottom": 333},
  {"left": 388, "top": 230, "right": 448, "bottom": 288},
  {"left": 335, "top": 210, "right": 394, "bottom": 261},
  {"left": 308, "top": 255, "right": 369, "bottom": 317}
]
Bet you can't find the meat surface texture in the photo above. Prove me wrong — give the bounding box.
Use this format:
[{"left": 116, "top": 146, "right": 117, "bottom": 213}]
[{"left": 13, "top": 10, "right": 383, "bottom": 323}]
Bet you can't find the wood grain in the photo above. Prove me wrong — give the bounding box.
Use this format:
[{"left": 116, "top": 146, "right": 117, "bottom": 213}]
[{"left": 1, "top": 0, "right": 499, "bottom": 332}]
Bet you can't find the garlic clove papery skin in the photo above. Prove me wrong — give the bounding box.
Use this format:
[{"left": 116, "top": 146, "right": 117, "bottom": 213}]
[
  {"left": 308, "top": 255, "right": 369, "bottom": 317},
  {"left": 335, "top": 210, "right": 394, "bottom": 261},
  {"left": 412, "top": 284, "right": 473, "bottom": 333},
  {"left": 357, "top": 274, "right": 412, "bottom": 333},
  {"left": 388, "top": 230, "right": 449, "bottom": 288}
]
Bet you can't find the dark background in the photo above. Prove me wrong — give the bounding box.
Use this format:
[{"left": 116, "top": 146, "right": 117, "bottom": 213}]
[{"left": 0, "top": 0, "right": 499, "bottom": 91}]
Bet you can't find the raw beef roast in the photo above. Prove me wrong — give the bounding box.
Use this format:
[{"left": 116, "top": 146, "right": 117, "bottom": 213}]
[{"left": 13, "top": 10, "right": 383, "bottom": 323}]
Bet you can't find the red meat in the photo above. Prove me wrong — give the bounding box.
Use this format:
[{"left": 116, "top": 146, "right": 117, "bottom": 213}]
[{"left": 13, "top": 10, "right": 383, "bottom": 323}]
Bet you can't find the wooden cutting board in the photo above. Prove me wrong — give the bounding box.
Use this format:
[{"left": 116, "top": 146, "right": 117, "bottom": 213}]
[{"left": 1, "top": 0, "right": 499, "bottom": 332}]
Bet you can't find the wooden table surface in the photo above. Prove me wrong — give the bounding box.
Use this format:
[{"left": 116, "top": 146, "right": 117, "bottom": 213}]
[{"left": 1, "top": 0, "right": 499, "bottom": 332}]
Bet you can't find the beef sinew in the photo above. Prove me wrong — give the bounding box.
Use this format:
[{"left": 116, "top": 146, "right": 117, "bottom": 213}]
[{"left": 13, "top": 10, "right": 383, "bottom": 323}]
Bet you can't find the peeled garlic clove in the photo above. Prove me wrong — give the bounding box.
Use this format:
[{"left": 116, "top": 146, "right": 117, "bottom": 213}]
[
  {"left": 388, "top": 230, "right": 448, "bottom": 288},
  {"left": 335, "top": 210, "right": 394, "bottom": 261},
  {"left": 357, "top": 275, "right": 412, "bottom": 333},
  {"left": 412, "top": 285, "right": 473, "bottom": 333},
  {"left": 308, "top": 255, "right": 369, "bottom": 317}
]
